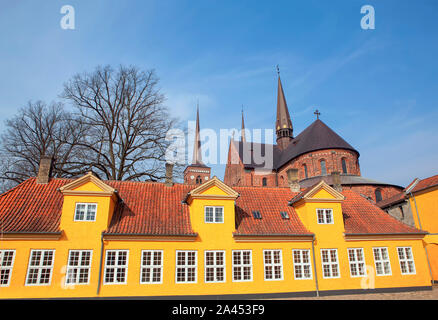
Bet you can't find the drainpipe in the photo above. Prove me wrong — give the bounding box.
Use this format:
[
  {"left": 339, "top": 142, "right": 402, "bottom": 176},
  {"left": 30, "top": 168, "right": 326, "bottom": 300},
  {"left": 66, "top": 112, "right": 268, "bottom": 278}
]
[
  {"left": 311, "top": 235, "right": 320, "bottom": 297},
  {"left": 96, "top": 233, "right": 104, "bottom": 296},
  {"left": 410, "top": 192, "right": 434, "bottom": 284}
]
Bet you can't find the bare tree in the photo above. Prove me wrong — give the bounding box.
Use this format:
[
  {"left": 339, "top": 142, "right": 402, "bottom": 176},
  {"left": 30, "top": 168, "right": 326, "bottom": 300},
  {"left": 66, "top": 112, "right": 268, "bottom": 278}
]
[
  {"left": 0, "top": 101, "right": 87, "bottom": 191},
  {"left": 62, "top": 65, "right": 180, "bottom": 181}
]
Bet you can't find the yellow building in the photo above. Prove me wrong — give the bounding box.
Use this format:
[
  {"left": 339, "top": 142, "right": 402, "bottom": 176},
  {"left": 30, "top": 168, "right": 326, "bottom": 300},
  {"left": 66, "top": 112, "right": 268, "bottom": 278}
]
[{"left": 0, "top": 162, "right": 433, "bottom": 299}]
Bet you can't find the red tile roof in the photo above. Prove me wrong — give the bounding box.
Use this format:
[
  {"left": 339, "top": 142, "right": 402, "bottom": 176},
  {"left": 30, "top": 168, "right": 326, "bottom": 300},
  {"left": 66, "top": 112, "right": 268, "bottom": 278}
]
[
  {"left": 375, "top": 191, "right": 406, "bottom": 209},
  {"left": 0, "top": 178, "right": 66, "bottom": 233},
  {"left": 233, "top": 186, "right": 312, "bottom": 236},
  {"left": 341, "top": 190, "right": 425, "bottom": 235},
  {"left": 0, "top": 178, "right": 426, "bottom": 237}
]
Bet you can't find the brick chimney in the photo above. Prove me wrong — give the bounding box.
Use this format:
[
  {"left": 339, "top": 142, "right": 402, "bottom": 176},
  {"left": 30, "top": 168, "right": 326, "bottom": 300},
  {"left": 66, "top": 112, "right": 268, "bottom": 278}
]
[
  {"left": 36, "top": 156, "right": 54, "bottom": 184},
  {"left": 331, "top": 171, "right": 342, "bottom": 192},
  {"left": 165, "top": 162, "right": 174, "bottom": 187},
  {"left": 286, "top": 168, "right": 300, "bottom": 193}
]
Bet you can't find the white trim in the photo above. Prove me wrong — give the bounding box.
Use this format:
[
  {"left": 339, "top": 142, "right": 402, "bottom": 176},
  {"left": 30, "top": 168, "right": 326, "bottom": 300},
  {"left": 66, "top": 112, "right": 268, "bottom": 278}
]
[
  {"left": 347, "top": 248, "right": 367, "bottom": 278},
  {"left": 232, "top": 250, "right": 253, "bottom": 282},
  {"left": 65, "top": 250, "right": 93, "bottom": 285},
  {"left": 263, "top": 249, "right": 284, "bottom": 281},
  {"left": 140, "top": 250, "right": 163, "bottom": 284},
  {"left": 397, "top": 247, "right": 416, "bottom": 275},
  {"left": 0, "top": 250, "right": 16, "bottom": 287},
  {"left": 74, "top": 203, "right": 98, "bottom": 222},
  {"left": 25, "top": 249, "right": 55, "bottom": 286},
  {"left": 320, "top": 249, "right": 340, "bottom": 279},
  {"left": 103, "top": 250, "right": 129, "bottom": 285},
  {"left": 316, "top": 208, "right": 334, "bottom": 224},
  {"left": 372, "top": 247, "right": 392, "bottom": 276},
  {"left": 204, "top": 206, "right": 224, "bottom": 224},
  {"left": 175, "top": 250, "right": 197, "bottom": 283},
  {"left": 292, "top": 249, "right": 313, "bottom": 280},
  {"left": 204, "top": 250, "right": 226, "bottom": 283}
]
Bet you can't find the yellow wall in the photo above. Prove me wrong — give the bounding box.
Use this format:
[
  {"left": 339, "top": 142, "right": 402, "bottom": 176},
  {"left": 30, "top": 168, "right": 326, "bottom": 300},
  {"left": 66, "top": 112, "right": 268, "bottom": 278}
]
[{"left": 0, "top": 179, "right": 432, "bottom": 299}]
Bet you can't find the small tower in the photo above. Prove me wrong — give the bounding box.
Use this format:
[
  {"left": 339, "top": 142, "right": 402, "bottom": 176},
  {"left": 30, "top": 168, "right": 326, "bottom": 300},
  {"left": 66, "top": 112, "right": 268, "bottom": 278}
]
[
  {"left": 184, "top": 105, "right": 211, "bottom": 185},
  {"left": 275, "top": 68, "right": 294, "bottom": 150}
]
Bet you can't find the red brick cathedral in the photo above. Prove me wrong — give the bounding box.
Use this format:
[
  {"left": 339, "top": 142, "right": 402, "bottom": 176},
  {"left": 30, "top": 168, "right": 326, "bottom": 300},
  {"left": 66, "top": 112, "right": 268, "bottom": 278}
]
[{"left": 223, "top": 74, "right": 402, "bottom": 204}]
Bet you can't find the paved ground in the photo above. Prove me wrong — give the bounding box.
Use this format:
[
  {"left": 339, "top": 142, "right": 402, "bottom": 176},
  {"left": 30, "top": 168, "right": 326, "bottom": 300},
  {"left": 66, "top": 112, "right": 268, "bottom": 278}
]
[{"left": 275, "top": 285, "right": 438, "bottom": 300}]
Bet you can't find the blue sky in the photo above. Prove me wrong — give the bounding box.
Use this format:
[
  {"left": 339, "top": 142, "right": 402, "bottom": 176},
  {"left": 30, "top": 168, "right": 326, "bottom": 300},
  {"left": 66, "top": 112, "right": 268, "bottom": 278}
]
[{"left": 0, "top": 0, "right": 437, "bottom": 187}]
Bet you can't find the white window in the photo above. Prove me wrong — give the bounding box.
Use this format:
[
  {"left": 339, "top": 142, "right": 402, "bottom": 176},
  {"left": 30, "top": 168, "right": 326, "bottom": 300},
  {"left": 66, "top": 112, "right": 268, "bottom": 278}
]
[
  {"left": 317, "top": 209, "right": 333, "bottom": 224},
  {"left": 232, "top": 250, "right": 252, "bottom": 282},
  {"left": 0, "top": 250, "right": 15, "bottom": 287},
  {"left": 397, "top": 247, "right": 416, "bottom": 275},
  {"left": 321, "top": 249, "right": 340, "bottom": 278},
  {"left": 104, "top": 250, "right": 129, "bottom": 284},
  {"left": 373, "top": 247, "right": 392, "bottom": 276},
  {"left": 204, "top": 206, "right": 224, "bottom": 223},
  {"left": 263, "top": 250, "right": 283, "bottom": 281},
  {"left": 140, "top": 250, "right": 163, "bottom": 284},
  {"left": 74, "top": 203, "right": 97, "bottom": 221},
  {"left": 292, "top": 250, "right": 312, "bottom": 280},
  {"left": 348, "top": 248, "right": 366, "bottom": 277},
  {"left": 25, "top": 250, "right": 55, "bottom": 286},
  {"left": 205, "top": 251, "right": 225, "bottom": 283},
  {"left": 176, "top": 250, "right": 197, "bottom": 283},
  {"left": 65, "top": 250, "right": 92, "bottom": 285}
]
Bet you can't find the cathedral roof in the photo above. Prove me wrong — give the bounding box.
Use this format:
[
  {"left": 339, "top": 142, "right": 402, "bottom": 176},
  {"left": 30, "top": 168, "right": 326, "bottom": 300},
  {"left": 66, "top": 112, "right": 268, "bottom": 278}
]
[{"left": 232, "top": 119, "right": 359, "bottom": 170}]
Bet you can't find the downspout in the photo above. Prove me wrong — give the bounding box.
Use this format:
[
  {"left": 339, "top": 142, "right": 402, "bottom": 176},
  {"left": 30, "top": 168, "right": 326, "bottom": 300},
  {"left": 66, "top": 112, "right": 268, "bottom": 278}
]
[
  {"left": 410, "top": 192, "right": 434, "bottom": 284},
  {"left": 311, "top": 235, "right": 320, "bottom": 297},
  {"left": 96, "top": 233, "right": 104, "bottom": 296}
]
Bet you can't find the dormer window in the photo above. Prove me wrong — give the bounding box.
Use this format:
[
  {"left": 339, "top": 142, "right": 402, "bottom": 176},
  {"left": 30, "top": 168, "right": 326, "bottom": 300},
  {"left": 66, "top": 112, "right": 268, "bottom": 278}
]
[
  {"left": 205, "top": 206, "right": 224, "bottom": 223},
  {"left": 280, "top": 211, "right": 289, "bottom": 219},
  {"left": 252, "top": 211, "right": 262, "bottom": 219},
  {"left": 317, "top": 209, "right": 333, "bottom": 224},
  {"left": 74, "top": 203, "right": 97, "bottom": 221}
]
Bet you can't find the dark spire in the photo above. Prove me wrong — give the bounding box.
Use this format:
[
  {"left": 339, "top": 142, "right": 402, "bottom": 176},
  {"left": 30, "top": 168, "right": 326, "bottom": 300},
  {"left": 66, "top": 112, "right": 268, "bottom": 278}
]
[
  {"left": 192, "top": 103, "right": 203, "bottom": 166},
  {"left": 241, "top": 105, "right": 246, "bottom": 142},
  {"left": 275, "top": 70, "right": 293, "bottom": 149}
]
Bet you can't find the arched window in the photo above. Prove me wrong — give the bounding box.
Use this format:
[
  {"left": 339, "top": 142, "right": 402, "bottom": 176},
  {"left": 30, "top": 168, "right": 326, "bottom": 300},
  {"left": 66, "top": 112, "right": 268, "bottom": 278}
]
[
  {"left": 320, "top": 160, "right": 327, "bottom": 176},
  {"left": 262, "top": 177, "right": 267, "bottom": 187},
  {"left": 341, "top": 158, "right": 348, "bottom": 174},
  {"left": 375, "top": 189, "right": 383, "bottom": 202},
  {"left": 196, "top": 176, "right": 202, "bottom": 184},
  {"left": 303, "top": 164, "right": 308, "bottom": 179}
]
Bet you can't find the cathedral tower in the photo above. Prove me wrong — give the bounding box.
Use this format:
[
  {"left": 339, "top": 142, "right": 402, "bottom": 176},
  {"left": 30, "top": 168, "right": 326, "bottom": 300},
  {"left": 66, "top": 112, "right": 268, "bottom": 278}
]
[{"left": 275, "top": 73, "right": 294, "bottom": 150}]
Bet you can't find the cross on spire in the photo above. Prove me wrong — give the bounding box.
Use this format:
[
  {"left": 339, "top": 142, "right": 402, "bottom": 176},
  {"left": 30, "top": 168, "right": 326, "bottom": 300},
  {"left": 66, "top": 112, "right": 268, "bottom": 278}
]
[
  {"left": 314, "top": 109, "right": 321, "bottom": 120},
  {"left": 276, "top": 64, "right": 280, "bottom": 76}
]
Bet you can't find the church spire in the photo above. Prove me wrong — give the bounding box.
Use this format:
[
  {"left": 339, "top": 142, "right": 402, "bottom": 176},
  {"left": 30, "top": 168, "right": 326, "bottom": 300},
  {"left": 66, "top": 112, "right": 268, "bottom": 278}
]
[
  {"left": 275, "top": 66, "right": 293, "bottom": 150},
  {"left": 241, "top": 106, "right": 246, "bottom": 142},
  {"left": 192, "top": 103, "right": 203, "bottom": 166}
]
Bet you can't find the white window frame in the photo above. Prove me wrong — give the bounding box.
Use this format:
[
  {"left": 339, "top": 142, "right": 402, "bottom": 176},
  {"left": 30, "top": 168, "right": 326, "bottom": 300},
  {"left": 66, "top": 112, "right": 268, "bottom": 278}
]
[
  {"left": 320, "top": 249, "right": 340, "bottom": 279},
  {"left": 204, "top": 206, "right": 224, "bottom": 223},
  {"left": 0, "top": 250, "right": 16, "bottom": 287},
  {"left": 232, "top": 250, "right": 253, "bottom": 282},
  {"left": 175, "top": 250, "right": 197, "bottom": 283},
  {"left": 25, "top": 250, "right": 55, "bottom": 286},
  {"left": 397, "top": 247, "right": 416, "bottom": 275},
  {"left": 65, "top": 250, "right": 93, "bottom": 285},
  {"left": 347, "top": 248, "right": 367, "bottom": 278},
  {"left": 204, "top": 250, "right": 226, "bottom": 283},
  {"left": 263, "top": 250, "right": 284, "bottom": 281},
  {"left": 140, "top": 250, "right": 163, "bottom": 284},
  {"left": 74, "top": 203, "right": 98, "bottom": 221},
  {"left": 292, "top": 249, "right": 313, "bottom": 280},
  {"left": 316, "top": 208, "right": 334, "bottom": 224},
  {"left": 373, "top": 247, "right": 392, "bottom": 276},
  {"left": 103, "top": 250, "right": 129, "bottom": 285}
]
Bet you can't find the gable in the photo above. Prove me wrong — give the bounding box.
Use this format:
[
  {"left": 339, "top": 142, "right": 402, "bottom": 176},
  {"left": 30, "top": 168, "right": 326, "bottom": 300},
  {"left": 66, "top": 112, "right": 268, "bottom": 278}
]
[
  {"left": 201, "top": 185, "right": 229, "bottom": 196},
  {"left": 186, "top": 176, "right": 239, "bottom": 203},
  {"left": 59, "top": 172, "right": 115, "bottom": 196}
]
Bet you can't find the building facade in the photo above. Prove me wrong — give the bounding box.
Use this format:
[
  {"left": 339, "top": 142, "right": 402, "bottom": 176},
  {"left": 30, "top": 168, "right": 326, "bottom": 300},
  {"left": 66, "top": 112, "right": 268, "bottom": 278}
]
[{"left": 0, "top": 162, "right": 432, "bottom": 299}]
